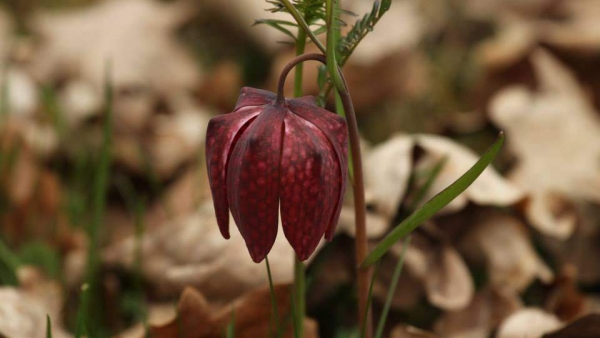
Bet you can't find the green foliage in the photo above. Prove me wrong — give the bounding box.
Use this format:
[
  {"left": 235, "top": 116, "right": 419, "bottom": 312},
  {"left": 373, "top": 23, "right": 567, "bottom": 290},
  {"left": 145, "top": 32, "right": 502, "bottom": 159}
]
[
  {"left": 18, "top": 241, "right": 61, "bottom": 280},
  {"left": 337, "top": 0, "right": 391, "bottom": 66},
  {"left": 362, "top": 133, "right": 505, "bottom": 267},
  {"left": 46, "top": 315, "right": 53, "bottom": 338},
  {"left": 0, "top": 238, "right": 20, "bottom": 286},
  {"left": 255, "top": 0, "right": 348, "bottom": 44}
]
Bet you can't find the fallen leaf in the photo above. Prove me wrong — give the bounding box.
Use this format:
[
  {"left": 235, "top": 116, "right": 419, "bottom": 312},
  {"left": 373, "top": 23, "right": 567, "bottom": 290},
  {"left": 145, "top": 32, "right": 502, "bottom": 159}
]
[
  {"left": 203, "top": 0, "right": 301, "bottom": 53},
  {"left": 542, "top": 314, "right": 600, "bottom": 338},
  {"left": 476, "top": 16, "right": 538, "bottom": 70},
  {"left": 148, "top": 107, "right": 212, "bottom": 178},
  {"left": 434, "top": 286, "right": 523, "bottom": 338},
  {"left": 391, "top": 325, "right": 438, "bottom": 338},
  {"left": 148, "top": 285, "right": 318, "bottom": 338},
  {"left": 0, "top": 67, "right": 39, "bottom": 117},
  {"left": 348, "top": 0, "right": 427, "bottom": 66},
  {"left": 364, "top": 134, "right": 414, "bottom": 220},
  {"left": 103, "top": 201, "right": 297, "bottom": 300},
  {"left": 539, "top": 1, "right": 600, "bottom": 53},
  {"left": 0, "top": 266, "right": 71, "bottom": 338},
  {"left": 376, "top": 226, "right": 474, "bottom": 311},
  {"left": 496, "top": 308, "right": 562, "bottom": 338},
  {"left": 489, "top": 49, "right": 600, "bottom": 238},
  {"left": 545, "top": 265, "right": 588, "bottom": 322},
  {"left": 32, "top": 0, "right": 202, "bottom": 94},
  {"left": 459, "top": 209, "right": 553, "bottom": 291}
]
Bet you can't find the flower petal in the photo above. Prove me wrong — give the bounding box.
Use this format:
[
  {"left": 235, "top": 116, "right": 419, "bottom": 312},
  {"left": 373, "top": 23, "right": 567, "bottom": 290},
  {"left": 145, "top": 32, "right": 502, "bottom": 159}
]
[
  {"left": 288, "top": 99, "right": 348, "bottom": 240},
  {"left": 280, "top": 113, "right": 342, "bottom": 260},
  {"left": 205, "top": 107, "right": 261, "bottom": 239},
  {"left": 234, "top": 87, "right": 276, "bottom": 110},
  {"left": 227, "top": 105, "right": 285, "bottom": 262}
]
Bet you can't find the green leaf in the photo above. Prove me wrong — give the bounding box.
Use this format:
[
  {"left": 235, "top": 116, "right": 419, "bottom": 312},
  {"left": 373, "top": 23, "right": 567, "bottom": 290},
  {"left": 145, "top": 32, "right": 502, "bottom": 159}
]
[
  {"left": 46, "top": 315, "right": 53, "bottom": 338},
  {"left": 19, "top": 241, "right": 61, "bottom": 280},
  {"left": 379, "top": 0, "right": 391, "bottom": 16},
  {"left": 75, "top": 284, "right": 90, "bottom": 338},
  {"left": 362, "top": 132, "right": 505, "bottom": 267},
  {"left": 225, "top": 310, "right": 235, "bottom": 338},
  {"left": 374, "top": 237, "right": 410, "bottom": 338},
  {"left": 254, "top": 19, "right": 297, "bottom": 40},
  {"left": 360, "top": 262, "right": 380, "bottom": 338},
  {"left": 0, "top": 238, "right": 20, "bottom": 286}
]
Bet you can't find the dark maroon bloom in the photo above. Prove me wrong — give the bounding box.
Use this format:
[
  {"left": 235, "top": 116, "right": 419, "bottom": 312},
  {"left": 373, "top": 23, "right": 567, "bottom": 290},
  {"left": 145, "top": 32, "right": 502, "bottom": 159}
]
[{"left": 206, "top": 87, "right": 348, "bottom": 263}]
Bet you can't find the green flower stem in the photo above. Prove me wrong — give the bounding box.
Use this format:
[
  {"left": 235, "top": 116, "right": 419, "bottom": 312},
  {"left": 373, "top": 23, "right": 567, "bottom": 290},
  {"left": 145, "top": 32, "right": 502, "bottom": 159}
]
[
  {"left": 294, "top": 27, "right": 307, "bottom": 98},
  {"left": 279, "top": 0, "right": 326, "bottom": 54}
]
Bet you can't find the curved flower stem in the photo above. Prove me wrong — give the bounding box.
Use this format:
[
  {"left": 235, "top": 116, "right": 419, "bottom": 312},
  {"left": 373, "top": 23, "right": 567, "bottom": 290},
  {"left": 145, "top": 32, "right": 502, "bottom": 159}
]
[{"left": 276, "top": 52, "right": 371, "bottom": 338}]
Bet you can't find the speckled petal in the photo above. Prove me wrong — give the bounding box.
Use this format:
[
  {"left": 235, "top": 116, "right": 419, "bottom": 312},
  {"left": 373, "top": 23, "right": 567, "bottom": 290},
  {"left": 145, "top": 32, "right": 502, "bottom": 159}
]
[
  {"left": 234, "top": 87, "right": 276, "bottom": 110},
  {"left": 205, "top": 107, "right": 261, "bottom": 239},
  {"left": 288, "top": 99, "right": 348, "bottom": 240},
  {"left": 280, "top": 112, "right": 341, "bottom": 260},
  {"left": 227, "top": 105, "right": 285, "bottom": 262}
]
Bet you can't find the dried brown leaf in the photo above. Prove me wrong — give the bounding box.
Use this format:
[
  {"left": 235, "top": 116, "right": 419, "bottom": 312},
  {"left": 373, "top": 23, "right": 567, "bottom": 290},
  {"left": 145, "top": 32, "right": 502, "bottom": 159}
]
[
  {"left": 390, "top": 325, "right": 438, "bottom": 338},
  {"left": 103, "top": 202, "right": 296, "bottom": 300},
  {"left": 364, "top": 134, "right": 413, "bottom": 220},
  {"left": 148, "top": 284, "right": 318, "bottom": 338},
  {"left": 0, "top": 267, "right": 70, "bottom": 338},
  {"left": 460, "top": 210, "right": 553, "bottom": 291},
  {"left": 496, "top": 308, "right": 562, "bottom": 338},
  {"left": 434, "top": 286, "right": 523, "bottom": 338},
  {"left": 490, "top": 49, "right": 600, "bottom": 238},
  {"left": 32, "top": 0, "right": 202, "bottom": 94},
  {"left": 377, "top": 229, "right": 474, "bottom": 311},
  {"left": 542, "top": 314, "right": 600, "bottom": 338}
]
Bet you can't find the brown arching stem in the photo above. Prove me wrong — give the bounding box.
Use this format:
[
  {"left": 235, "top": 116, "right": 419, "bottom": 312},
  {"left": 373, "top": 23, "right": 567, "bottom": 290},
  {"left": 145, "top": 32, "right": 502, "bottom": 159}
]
[
  {"left": 276, "top": 53, "right": 326, "bottom": 104},
  {"left": 276, "top": 52, "right": 371, "bottom": 336}
]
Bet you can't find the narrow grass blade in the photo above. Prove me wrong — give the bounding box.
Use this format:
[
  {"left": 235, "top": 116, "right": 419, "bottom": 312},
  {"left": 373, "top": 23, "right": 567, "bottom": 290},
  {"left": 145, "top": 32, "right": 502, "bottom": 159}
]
[
  {"left": 362, "top": 132, "right": 505, "bottom": 267},
  {"left": 80, "top": 61, "right": 114, "bottom": 334},
  {"left": 0, "top": 238, "right": 20, "bottom": 286},
  {"left": 266, "top": 257, "right": 283, "bottom": 338},
  {"left": 75, "top": 284, "right": 90, "bottom": 338},
  {"left": 360, "top": 261, "right": 380, "bottom": 338},
  {"left": 46, "top": 315, "right": 53, "bottom": 338},
  {"left": 374, "top": 237, "right": 410, "bottom": 338},
  {"left": 224, "top": 309, "right": 235, "bottom": 338}
]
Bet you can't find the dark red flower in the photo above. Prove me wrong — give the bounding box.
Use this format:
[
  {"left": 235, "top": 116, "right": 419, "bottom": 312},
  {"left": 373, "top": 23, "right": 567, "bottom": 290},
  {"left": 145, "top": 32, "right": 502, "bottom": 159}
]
[{"left": 206, "top": 87, "right": 348, "bottom": 262}]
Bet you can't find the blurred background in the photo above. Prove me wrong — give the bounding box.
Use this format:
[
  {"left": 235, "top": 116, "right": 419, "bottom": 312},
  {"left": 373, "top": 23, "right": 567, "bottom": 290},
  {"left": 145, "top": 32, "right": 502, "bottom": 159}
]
[{"left": 0, "top": 0, "right": 599, "bottom": 337}]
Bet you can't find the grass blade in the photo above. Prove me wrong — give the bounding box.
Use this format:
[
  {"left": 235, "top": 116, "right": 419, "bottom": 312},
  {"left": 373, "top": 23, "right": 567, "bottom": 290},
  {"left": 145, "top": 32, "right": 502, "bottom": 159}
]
[
  {"left": 374, "top": 237, "right": 410, "bottom": 338},
  {"left": 46, "top": 315, "right": 53, "bottom": 338},
  {"left": 266, "top": 257, "right": 283, "bottom": 338},
  {"left": 360, "top": 262, "right": 380, "bottom": 338},
  {"left": 362, "top": 132, "right": 505, "bottom": 267},
  {"left": 0, "top": 238, "right": 20, "bottom": 285},
  {"left": 225, "top": 310, "right": 235, "bottom": 338}
]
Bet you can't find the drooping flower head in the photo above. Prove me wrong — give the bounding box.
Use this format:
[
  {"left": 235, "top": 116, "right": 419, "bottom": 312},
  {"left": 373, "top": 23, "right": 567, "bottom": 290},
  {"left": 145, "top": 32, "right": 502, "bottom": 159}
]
[{"left": 206, "top": 87, "right": 348, "bottom": 262}]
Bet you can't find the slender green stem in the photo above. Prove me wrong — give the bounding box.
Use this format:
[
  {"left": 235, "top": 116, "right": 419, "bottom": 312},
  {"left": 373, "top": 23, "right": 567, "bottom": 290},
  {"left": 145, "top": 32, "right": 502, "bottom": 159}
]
[
  {"left": 294, "top": 28, "right": 307, "bottom": 98},
  {"left": 279, "top": 0, "right": 326, "bottom": 54},
  {"left": 266, "top": 257, "right": 282, "bottom": 338},
  {"left": 374, "top": 237, "right": 410, "bottom": 338}
]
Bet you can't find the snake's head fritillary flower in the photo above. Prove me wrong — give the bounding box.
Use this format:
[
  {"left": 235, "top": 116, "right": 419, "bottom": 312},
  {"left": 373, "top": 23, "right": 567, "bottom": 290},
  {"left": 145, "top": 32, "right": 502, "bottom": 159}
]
[{"left": 206, "top": 87, "right": 348, "bottom": 262}]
